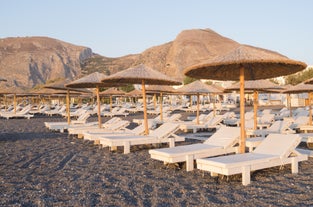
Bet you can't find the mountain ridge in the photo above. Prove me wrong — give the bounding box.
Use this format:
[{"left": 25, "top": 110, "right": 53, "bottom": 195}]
[{"left": 0, "top": 29, "right": 240, "bottom": 91}]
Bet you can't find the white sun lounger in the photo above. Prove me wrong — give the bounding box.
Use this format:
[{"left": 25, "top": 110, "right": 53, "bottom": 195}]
[
  {"left": 247, "top": 120, "right": 295, "bottom": 137},
  {"left": 44, "top": 111, "right": 91, "bottom": 132},
  {"left": 1, "top": 104, "right": 34, "bottom": 119},
  {"left": 98, "top": 122, "right": 185, "bottom": 154},
  {"left": 196, "top": 133, "right": 308, "bottom": 185},
  {"left": 68, "top": 119, "right": 130, "bottom": 138},
  {"left": 179, "top": 115, "right": 224, "bottom": 133},
  {"left": 82, "top": 120, "right": 158, "bottom": 142},
  {"left": 149, "top": 126, "right": 240, "bottom": 171}
]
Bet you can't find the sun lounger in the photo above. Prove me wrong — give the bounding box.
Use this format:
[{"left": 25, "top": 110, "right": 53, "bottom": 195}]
[
  {"left": 179, "top": 115, "right": 224, "bottom": 133},
  {"left": 98, "top": 122, "right": 185, "bottom": 154},
  {"left": 67, "top": 117, "right": 122, "bottom": 136},
  {"left": 149, "top": 126, "right": 240, "bottom": 171},
  {"left": 44, "top": 105, "right": 66, "bottom": 116},
  {"left": 44, "top": 111, "right": 91, "bottom": 132},
  {"left": 68, "top": 119, "right": 129, "bottom": 138},
  {"left": 196, "top": 133, "right": 308, "bottom": 185},
  {"left": 82, "top": 120, "right": 157, "bottom": 141},
  {"left": 247, "top": 120, "right": 295, "bottom": 137},
  {"left": 1, "top": 104, "right": 34, "bottom": 119}
]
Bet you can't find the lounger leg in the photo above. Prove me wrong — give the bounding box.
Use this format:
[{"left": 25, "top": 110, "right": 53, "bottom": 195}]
[
  {"left": 94, "top": 140, "right": 100, "bottom": 145},
  {"left": 186, "top": 154, "right": 194, "bottom": 171},
  {"left": 123, "top": 141, "right": 130, "bottom": 154},
  {"left": 168, "top": 138, "right": 175, "bottom": 148},
  {"left": 210, "top": 172, "right": 218, "bottom": 177},
  {"left": 291, "top": 157, "right": 298, "bottom": 174},
  {"left": 242, "top": 165, "right": 251, "bottom": 186},
  {"left": 110, "top": 146, "right": 117, "bottom": 151}
]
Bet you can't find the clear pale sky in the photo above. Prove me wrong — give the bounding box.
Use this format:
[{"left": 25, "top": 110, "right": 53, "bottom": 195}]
[{"left": 1, "top": 0, "right": 312, "bottom": 65}]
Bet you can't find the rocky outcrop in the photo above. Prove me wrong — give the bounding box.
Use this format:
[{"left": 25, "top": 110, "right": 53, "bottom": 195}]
[
  {"left": 82, "top": 28, "right": 240, "bottom": 81},
  {"left": 0, "top": 36, "right": 92, "bottom": 90},
  {"left": 0, "top": 29, "right": 240, "bottom": 91}
]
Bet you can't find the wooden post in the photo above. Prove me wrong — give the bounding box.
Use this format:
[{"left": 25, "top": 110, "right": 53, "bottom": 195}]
[
  {"left": 213, "top": 93, "right": 216, "bottom": 117},
  {"left": 160, "top": 92, "right": 163, "bottom": 121},
  {"left": 253, "top": 90, "right": 258, "bottom": 130},
  {"left": 14, "top": 93, "right": 17, "bottom": 114},
  {"left": 196, "top": 93, "right": 200, "bottom": 124},
  {"left": 288, "top": 93, "right": 292, "bottom": 117},
  {"left": 66, "top": 89, "right": 71, "bottom": 125},
  {"left": 239, "top": 66, "right": 246, "bottom": 153},
  {"left": 142, "top": 80, "right": 149, "bottom": 135},
  {"left": 309, "top": 92, "right": 312, "bottom": 125},
  {"left": 110, "top": 95, "right": 113, "bottom": 112},
  {"left": 96, "top": 86, "right": 102, "bottom": 128},
  {"left": 153, "top": 94, "right": 157, "bottom": 109}
]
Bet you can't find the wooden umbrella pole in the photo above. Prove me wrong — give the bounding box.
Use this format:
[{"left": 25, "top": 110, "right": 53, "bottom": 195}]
[
  {"left": 66, "top": 90, "right": 71, "bottom": 124},
  {"left": 239, "top": 66, "right": 246, "bottom": 153},
  {"left": 309, "top": 92, "right": 312, "bottom": 125},
  {"left": 4, "top": 95, "right": 7, "bottom": 111},
  {"left": 160, "top": 92, "right": 163, "bottom": 121},
  {"left": 96, "top": 86, "right": 102, "bottom": 128},
  {"left": 142, "top": 80, "right": 149, "bottom": 135},
  {"left": 14, "top": 93, "right": 17, "bottom": 114},
  {"left": 196, "top": 93, "right": 200, "bottom": 124},
  {"left": 110, "top": 95, "right": 113, "bottom": 112},
  {"left": 153, "top": 94, "right": 157, "bottom": 109},
  {"left": 288, "top": 93, "right": 292, "bottom": 117},
  {"left": 213, "top": 93, "right": 216, "bottom": 117},
  {"left": 253, "top": 90, "right": 258, "bottom": 130}
]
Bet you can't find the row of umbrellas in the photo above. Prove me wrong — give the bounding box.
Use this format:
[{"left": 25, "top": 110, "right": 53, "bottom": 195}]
[{"left": 1, "top": 44, "right": 308, "bottom": 154}]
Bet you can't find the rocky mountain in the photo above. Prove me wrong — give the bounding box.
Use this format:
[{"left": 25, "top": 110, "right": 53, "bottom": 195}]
[
  {"left": 0, "top": 36, "right": 92, "bottom": 90},
  {"left": 0, "top": 29, "right": 240, "bottom": 91},
  {"left": 81, "top": 28, "right": 240, "bottom": 80}
]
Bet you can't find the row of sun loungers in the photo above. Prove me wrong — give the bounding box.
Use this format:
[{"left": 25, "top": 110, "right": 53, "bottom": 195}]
[
  {"left": 0, "top": 104, "right": 34, "bottom": 119},
  {"left": 40, "top": 106, "right": 312, "bottom": 185}
]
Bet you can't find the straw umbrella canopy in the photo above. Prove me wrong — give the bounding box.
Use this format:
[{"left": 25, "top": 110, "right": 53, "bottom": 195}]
[
  {"left": 127, "top": 89, "right": 143, "bottom": 97},
  {"left": 184, "top": 44, "right": 307, "bottom": 153},
  {"left": 0, "top": 78, "right": 7, "bottom": 82},
  {"left": 225, "top": 79, "right": 285, "bottom": 130},
  {"left": 65, "top": 72, "right": 119, "bottom": 128},
  {"left": 304, "top": 77, "right": 313, "bottom": 85},
  {"left": 283, "top": 82, "right": 313, "bottom": 125},
  {"left": 146, "top": 85, "right": 174, "bottom": 121},
  {"left": 99, "top": 87, "right": 125, "bottom": 112},
  {"left": 44, "top": 79, "right": 88, "bottom": 124},
  {"left": 0, "top": 86, "right": 27, "bottom": 113},
  {"left": 101, "top": 64, "right": 182, "bottom": 135},
  {"left": 175, "top": 80, "right": 222, "bottom": 124}
]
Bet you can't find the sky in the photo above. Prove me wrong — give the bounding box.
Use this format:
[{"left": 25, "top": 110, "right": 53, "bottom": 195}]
[{"left": 1, "top": 0, "right": 313, "bottom": 65}]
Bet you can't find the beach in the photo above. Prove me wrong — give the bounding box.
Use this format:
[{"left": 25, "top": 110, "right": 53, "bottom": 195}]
[{"left": 1, "top": 112, "right": 313, "bottom": 206}]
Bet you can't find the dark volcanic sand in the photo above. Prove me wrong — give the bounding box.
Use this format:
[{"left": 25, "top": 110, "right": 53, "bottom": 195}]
[{"left": 0, "top": 112, "right": 313, "bottom": 206}]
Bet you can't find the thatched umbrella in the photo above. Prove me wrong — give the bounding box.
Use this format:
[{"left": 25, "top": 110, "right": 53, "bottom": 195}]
[
  {"left": 99, "top": 87, "right": 125, "bottom": 112},
  {"left": 44, "top": 79, "right": 89, "bottom": 124},
  {"left": 0, "top": 78, "right": 7, "bottom": 82},
  {"left": 175, "top": 80, "right": 222, "bottom": 124},
  {"left": 225, "top": 79, "right": 285, "bottom": 130},
  {"left": 184, "top": 44, "right": 307, "bottom": 153},
  {"left": 65, "top": 72, "right": 118, "bottom": 128},
  {"left": 101, "top": 64, "right": 182, "bottom": 135},
  {"left": 0, "top": 87, "right": 27, "bottom": 113},
  {"left": 146, "top": 85, "right": 174, "bottom": 121},
  {"left": 126, "top": 89, "right": 143, "bottom": 104},
  {"left": 283, "top": 82, "right": 313, "bottom": 125},
  {"left": 127, "top": 89, "right": 143, "bottom": 97}
]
